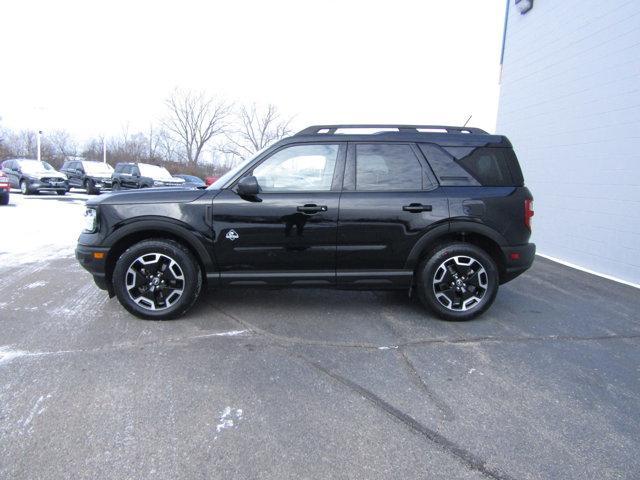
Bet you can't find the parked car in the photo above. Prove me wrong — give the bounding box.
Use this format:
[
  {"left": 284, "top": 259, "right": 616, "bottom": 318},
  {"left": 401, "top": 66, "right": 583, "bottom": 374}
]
[
  {"left": 174, "top": 174, "right": 206, "bottom": 188},
  {"left": 111, "top": 163, "right": 185, "bottom": 190},
  {"left": 76, "top": 124, "right": 535, "bottom": 321},
  {"left": 0, "top": 171, "right": 10, "bottom": 205},
  {"left": 61, "top": 159, "right": 114, "bottom": 194},
  {"left": 204, "top": 175, "right": 220, "bottom": 186},
  {"left": 1, "top": 158, "right": 68, "bottom": 195}
]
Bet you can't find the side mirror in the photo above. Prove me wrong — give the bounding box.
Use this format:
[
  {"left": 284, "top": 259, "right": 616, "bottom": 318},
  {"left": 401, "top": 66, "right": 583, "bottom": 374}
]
[{"left": 237, "top": 175, "right": 260, "bottom": 196}]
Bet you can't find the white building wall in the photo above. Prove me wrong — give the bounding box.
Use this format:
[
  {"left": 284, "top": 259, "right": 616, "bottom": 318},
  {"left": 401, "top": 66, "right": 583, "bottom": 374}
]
[{"left": 496, "top": 0, "right": 640, "bottom": 285}]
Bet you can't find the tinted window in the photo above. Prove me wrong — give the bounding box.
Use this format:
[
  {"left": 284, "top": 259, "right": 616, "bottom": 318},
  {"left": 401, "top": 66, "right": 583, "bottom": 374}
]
[
  {"left": 418, "top": 144, "right": 479, "bottom": 186},
  {"left": 253, "top": 144, "right": 338, "bottom": 192},
  {"left": 419, "top": 144, "right": 520, "bottom": 187},
  {"left": 355, "top": 144, "right": 422, "bottom": 191}
]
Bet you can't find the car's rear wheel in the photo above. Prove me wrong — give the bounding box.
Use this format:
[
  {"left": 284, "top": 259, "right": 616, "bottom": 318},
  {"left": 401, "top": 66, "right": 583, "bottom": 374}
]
[
  {"left": 416, "top": 243, "right": 499, "bottom": 321},
  {"left": 113, "top": 239, "right": 202, "bottom": 320},
  {"left": 56, "top": 190, "right": 66, "bottom": 196},
  {"left": 0, "top": 192, "right": 9, "bottom": 205}
]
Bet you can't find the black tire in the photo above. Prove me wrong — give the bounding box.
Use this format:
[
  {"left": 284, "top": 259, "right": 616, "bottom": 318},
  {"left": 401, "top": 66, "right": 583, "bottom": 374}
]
[
  {"left": 113, "top": 238, "right": 202, "bottom": 320},
  {"left": 416, "top": 243, "right": 499, "bottom": 321},
  {"left": 112, "top": 182, "right": 121, "bottom": 191},
  {"left": 84, "top": 179, "right": 95, "bottom": 195},
  {"left": 56, "top": 190, "right": 66, "bottom": 196},
  {"left": 0, "top": 192, "right": 8, "bottom": 205},
  {"left": 20, "top": 180, "right": 33, "bottom": 195}
]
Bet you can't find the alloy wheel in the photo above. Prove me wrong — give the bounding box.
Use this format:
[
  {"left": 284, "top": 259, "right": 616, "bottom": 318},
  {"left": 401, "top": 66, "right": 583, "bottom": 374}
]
[
  {"left": 125, "top": 253, "right": 185, "bottom": 311},
  {"left": 432, "top": 255, "right": 488, "bottom": 311}
]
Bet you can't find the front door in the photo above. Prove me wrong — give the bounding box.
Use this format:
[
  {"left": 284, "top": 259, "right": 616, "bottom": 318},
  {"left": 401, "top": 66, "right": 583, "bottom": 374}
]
[
  {"left": 212, "top": 143, "right": 345, "bottom": 286},
  {"left": 336, "top": 142, "right": 448, "bottom": 287}
]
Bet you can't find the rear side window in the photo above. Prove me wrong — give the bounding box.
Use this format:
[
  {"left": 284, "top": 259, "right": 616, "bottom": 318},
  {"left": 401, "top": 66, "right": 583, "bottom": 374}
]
[
  {"left": 355, "top": 144, "right": 422, "bottom": 191},
  {"left": 419, "top": 144, "right": 521, "bottom": 187}
]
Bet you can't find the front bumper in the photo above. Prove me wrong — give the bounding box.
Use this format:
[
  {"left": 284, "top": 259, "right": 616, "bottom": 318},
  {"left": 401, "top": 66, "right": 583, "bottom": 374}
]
[
  {"left": 75, "top": 244, "right": 112, "bottom": 294},
  {"left": 29, "top": 178, "right": 69, "bottom": 190},
  {"left": 501, "top": 243, "right": 536, "bottom": 284}
]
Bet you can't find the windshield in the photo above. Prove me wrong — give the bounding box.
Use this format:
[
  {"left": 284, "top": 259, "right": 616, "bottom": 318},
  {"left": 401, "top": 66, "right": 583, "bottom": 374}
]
[
  {"left": 208, "top": 147, "right": 270, "bottom": 189},
  {"left": 19, "top": 160, "right": 55, "bottom": 173},
  {"left": 83, "top": 162, "right": 114, "bottom": 175},
  {"left": 138, "top": 164, "right": 173, "bottom": 180}
]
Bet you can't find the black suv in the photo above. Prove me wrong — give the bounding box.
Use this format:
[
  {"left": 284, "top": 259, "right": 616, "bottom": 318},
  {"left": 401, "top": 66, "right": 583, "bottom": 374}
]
[
  {"left": 76, "top": 125, "right": 535, "bottom": 321},
  {"left": 61, "top": 159, "right": 114, "bottom": 194},
  {"left": 111, "top": 163, "right": 185, "bottom": 190},
  {"left": 1, "top": 158, "right": 69, "bottom": 195}
]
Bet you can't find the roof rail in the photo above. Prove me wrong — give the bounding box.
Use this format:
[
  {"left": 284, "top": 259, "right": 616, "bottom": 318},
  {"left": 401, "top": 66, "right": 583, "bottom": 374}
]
[{"left": 295, "top": 124, "right": 488, "bottom": 136}]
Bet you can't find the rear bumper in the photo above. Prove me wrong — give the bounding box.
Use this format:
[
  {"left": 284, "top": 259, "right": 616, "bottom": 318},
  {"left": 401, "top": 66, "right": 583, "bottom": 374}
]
[
  {"left": 75, "top": 244, "right": 112, "bottom": 294},
  {"left": 501, "top": 243, "right": 536, "bottom": 284}
]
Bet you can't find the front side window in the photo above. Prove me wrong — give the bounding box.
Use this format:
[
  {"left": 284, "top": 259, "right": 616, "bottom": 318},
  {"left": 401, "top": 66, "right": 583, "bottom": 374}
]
[
  {"left": 253, "top": 144, "right": 338, "bottom": 192},
  {"left": 355, "top": 144, "right": 422, "bottom": 191}
]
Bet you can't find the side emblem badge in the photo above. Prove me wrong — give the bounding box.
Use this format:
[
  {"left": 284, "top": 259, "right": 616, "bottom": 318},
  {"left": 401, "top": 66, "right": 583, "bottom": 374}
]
[{"left": 226, "top": 229, "right": 239, "bottom": 241}]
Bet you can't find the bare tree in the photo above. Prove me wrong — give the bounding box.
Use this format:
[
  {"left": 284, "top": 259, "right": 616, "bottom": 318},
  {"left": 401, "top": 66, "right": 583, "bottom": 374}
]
[
  {"left": 47, "top": 129, "right": 77, "bottom": 159},
  {"left": 162, "top": 89, "right": 230, "bottom": 165},
  {"left": 222, "top": 103, "right": 293, "bottom": 161}
]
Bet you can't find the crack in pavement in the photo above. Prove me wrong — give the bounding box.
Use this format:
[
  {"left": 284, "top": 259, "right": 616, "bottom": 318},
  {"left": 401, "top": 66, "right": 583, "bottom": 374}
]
[
  {"left": 209, "top": 302, "right": 514, "bottom": 479},
  {"left": 202, "top": 300, "right": 640, "bottom": 349},
  {"left": 291, "top": 352, "right": 517, "bottom": 480},
  {"left": 398, "top": 349, "right": 456, "bottom": 421}
]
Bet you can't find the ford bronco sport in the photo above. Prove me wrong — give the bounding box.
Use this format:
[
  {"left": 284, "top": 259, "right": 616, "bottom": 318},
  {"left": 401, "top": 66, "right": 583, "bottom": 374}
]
[{"left": 76, "top": 125, "right": 535, "bottom": 321}]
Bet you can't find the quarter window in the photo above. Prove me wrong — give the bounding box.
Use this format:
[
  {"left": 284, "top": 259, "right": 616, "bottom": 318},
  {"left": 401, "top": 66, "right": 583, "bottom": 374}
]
[
  {"left": 253, "top": 144, "right": 339, "bottom": 192},
  {"left": 355, "top": 144, "right": 422, "bottom": 191}
]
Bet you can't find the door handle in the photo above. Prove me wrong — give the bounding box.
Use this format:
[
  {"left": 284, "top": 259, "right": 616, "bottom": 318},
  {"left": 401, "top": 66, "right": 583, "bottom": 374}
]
[
  {"left": 402, "top": 203, "right": 432, "bottom": 213},
  {"left": 297, "top": 204, "right": 328, "bottom": 214}
]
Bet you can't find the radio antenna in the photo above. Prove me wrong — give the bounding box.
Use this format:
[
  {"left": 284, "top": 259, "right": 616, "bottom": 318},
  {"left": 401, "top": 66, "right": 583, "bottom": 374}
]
[{"left": 462, "top": 114, "right": 472, "bottom": 127}]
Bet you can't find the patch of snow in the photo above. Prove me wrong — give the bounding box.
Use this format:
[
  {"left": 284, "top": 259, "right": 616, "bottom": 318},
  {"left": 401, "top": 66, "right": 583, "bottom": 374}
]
[
  {"left": 214, "top": 407, "right": 243, "bottom": 437},
  {"left": 25, "top": 280, "right": 47, "bottom": 289},
  {"left": 378, "top": 345, "right": 398, "bottom": 350},
  {"left": 0, "top": 192, "right": 87, "bottom": 269},
  {"left": 198, "top": 329, "right": 249, "bottom": 338},
  {"left": 0, "top": 347, "right": 29, "bottom": 364}
]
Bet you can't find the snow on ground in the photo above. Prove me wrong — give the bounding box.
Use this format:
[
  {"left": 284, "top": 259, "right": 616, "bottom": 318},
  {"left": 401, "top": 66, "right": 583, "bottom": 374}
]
[{"left": 0, "top": 190, "right": 89, "bottom": 269}]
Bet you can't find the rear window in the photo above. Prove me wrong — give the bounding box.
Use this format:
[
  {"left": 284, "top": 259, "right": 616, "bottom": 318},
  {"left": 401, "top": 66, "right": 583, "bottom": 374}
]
[{"left": 419, "top": 144, "right": 522, "bottom": 187}]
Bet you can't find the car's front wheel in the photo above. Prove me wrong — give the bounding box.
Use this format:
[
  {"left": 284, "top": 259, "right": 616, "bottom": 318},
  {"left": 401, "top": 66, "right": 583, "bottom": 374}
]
[
  {"left": 20, "top": 180, "right": 33, "bottom": 195},
  {"left": 84, "top": 179, "right": 96, "bottom": 195},
  {"left": 416, "top": 243, "right": 499, "bottom": 321},
  {"left": 112, "top": 182, "right": 121, "bottom": 191},
  {"left": 112, "top": 239, "right": 202, "bottom": 320}
]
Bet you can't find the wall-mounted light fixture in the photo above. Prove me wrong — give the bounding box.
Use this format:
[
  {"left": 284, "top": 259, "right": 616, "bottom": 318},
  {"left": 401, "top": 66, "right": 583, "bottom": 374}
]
[{"left": 515, "top": 0, "right": 533, "bottom": 14}]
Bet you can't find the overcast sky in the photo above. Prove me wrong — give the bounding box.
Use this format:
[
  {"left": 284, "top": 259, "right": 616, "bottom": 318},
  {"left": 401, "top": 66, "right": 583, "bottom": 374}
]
[{"left": 0, "top": 0, "right": 506, "bottom": 141}]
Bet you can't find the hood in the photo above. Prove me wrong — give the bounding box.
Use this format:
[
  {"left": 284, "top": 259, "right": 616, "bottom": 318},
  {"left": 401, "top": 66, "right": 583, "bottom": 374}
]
[
  {"left": 25, "top": 169, "right": 66, "bottom": 179},
  {"left": 87, "top": 187, "right": 210, "bottom": 206}
]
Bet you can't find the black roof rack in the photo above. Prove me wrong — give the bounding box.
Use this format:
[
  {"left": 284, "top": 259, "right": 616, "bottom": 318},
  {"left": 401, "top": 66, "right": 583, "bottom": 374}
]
[{"left": 295, "top": 124, "right": 488, "bottom": 136}]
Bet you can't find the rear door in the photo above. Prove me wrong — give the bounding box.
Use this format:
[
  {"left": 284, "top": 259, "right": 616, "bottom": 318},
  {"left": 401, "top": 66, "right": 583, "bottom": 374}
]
[
  {"left": 121, "top": 165, "right": 136, "bottom": 189},
  {"left": 336, "top": 142, "right": 448, "bottom": 287},
  {"left": 3, "top": 161, "right": 17, "bottom": 187},
  {"left": 212, "top": 142, "right": 345, "bottom": 286}
]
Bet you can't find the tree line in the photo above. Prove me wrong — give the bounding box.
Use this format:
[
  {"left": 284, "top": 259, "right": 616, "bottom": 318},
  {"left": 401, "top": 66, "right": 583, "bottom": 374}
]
[{"left": 0, "top": 89, "right": 293, "bottom": 177}]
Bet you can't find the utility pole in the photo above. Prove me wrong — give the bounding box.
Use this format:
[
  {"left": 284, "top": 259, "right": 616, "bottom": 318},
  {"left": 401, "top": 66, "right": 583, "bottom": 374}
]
[
  {"left": 103, "top": 136, "right": 107, "bottom": 163},
  {"left": 37, "top": 130, "right": 42, "bottom": 161}
]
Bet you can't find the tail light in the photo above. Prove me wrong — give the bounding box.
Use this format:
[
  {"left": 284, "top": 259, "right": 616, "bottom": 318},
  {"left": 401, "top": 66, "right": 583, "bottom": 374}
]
[{"left": 524, "top": 199, "right": 534, "bottom": 230}]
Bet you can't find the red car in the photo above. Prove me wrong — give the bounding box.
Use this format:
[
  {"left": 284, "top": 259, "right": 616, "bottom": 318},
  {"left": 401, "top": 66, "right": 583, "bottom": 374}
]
[
  {"left": 204, "top": 175, "right": 220, "bottom": 186},
  {"left": 0, "top": 171, "right": 10, "bottom": 205}
]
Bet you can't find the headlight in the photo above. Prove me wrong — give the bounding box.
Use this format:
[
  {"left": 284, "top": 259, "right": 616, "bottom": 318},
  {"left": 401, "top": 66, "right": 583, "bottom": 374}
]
[
  {"left": 153, "top": 180, "right": 165, "bottom": 186},
  {"left": 83, "top": 207, "right": 98, "bottom": 233}
]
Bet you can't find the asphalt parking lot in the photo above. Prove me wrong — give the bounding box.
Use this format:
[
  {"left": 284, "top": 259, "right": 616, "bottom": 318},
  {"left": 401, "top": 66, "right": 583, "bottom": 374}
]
[{"left": 1, "top": 192, "right": 639, "bottom": 480}]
